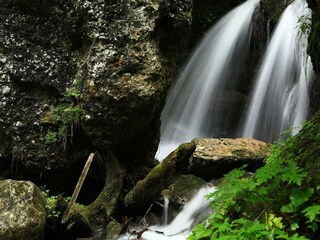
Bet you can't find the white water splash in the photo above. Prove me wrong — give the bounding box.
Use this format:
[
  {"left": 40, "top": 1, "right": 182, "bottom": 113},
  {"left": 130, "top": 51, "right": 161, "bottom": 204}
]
[
  {"left": 156, "top": 0, "right": 260, "bottom": 160},
  {"left": 118, "top": 186, "right": 216, "bottom": 240},
  {"left": 239, "top": 0, "right": 314, "bottom": 142}
]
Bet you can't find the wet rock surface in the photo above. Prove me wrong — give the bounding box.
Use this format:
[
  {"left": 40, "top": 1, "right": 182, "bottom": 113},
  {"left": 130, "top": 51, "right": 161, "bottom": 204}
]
[
  {"left": 166, "top": 174, "right": 206, "bottom": 210},
  {"left": 260, "top": 0, "right": 287, "bottom": 26},
  {"left": 0, "top": 179, "right": 46, "bottom": 240}
]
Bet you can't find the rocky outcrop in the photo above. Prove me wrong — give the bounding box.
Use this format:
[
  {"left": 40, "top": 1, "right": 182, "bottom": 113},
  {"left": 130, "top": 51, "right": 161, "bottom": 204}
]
[
  {"left": 124, "top": 138, "right": 270, "bottom": 213},
  {"left": 0, "top": 0, "right": 192, "bottom": 188},
  {"left": 260, "top": 0, "right": 287, "bottom": 26},
  {"left": 307, "top": 0, "right": 320, "bottom": 113},
  {"left": 0, "top": 179, "right": 46, "bottom": 240}
]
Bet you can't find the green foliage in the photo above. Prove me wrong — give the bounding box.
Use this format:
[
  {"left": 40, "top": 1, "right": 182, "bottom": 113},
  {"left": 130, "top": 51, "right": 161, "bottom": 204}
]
[
  {"left": 303, "top": 205, "right": 320, "bottom": 223},
  {"left": 189, "top": 114, "right": 320, "bottom": 239},
  {"left": 42, "top": 190, "right": 61, "bottom": 220},
  {"left": 51, "top": 104, "right": 83, "bottom": 128},
  {"left": 297, "top": 15, "right": 311, "bottom": 36},
  {"left": 42, "top": 190, "right": 73, "bottom": 220},
  {"left": 44, "top": 76, "right": 84, "bottom": 148},
  {"left": 64, "top": 77, "right": 82, "bottom": 100},
  {"left": 45, "top": 131, "right": 58, "bottom": 144}
]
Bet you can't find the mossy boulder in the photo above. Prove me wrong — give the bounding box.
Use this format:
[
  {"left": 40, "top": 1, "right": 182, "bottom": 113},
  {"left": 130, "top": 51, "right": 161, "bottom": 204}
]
[
  {"left": 124, "top": 142, "right": 195, "bottom": 212},
  {"left": 164, "top": 174, "right": 206, "bottom": 219},
  {"left": 0, "top": 180, "right": 46, "bottom": 240},
  {"left": 167, "top": 174, "right": 206, "bottom": 207},
  {"left": 106, "top": 220, "right": 122, "bottom": 240},
  {"left": 62, "top": 207, "right": 92, "bottom": 238}
]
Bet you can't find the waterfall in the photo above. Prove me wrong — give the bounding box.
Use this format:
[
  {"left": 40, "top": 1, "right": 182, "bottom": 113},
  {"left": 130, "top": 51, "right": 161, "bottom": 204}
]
[
  {"left": 118, "top": 186, "right": 216, "bottom": 240},
  {"left": 119, "top": 0, "right": 315, "bottom": 239},
  {"left": 239, "top": 0, "right": 314, "bottom": 142},
  {"left": 156, "top": 0, "right": 260, "bottom": 160}
]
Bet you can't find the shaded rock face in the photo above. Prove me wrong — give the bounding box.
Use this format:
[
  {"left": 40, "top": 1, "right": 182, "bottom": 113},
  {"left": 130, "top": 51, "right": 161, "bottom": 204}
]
[
  {"left": 0, "top": 0, "right": 91, "bottom": 181},
  {"left": 165, "top": 174, "right": 206, "bottom": 218},
  {"left": 307, "top": 0, "right": 320, "bottom": 113},
  {"left": 124, "top": 138, "right": 270, "bottom": 213},
  {"left": 260, "top": 0, "right": 287, "bottom": 26},
  {"left": 0, "top": 179, "right": 46, "bottom": 240},
  {"left": 0, "top": 0, "right": 192, "bottom": 187}
]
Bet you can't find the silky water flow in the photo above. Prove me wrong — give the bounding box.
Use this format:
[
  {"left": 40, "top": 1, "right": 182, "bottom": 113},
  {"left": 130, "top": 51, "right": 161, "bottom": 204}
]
[
  {"left": 156, "top": 0, "right": 261, "bottom": 160},
  {"left": 239, "top": 0, "right": 314, "bottom": 142}
]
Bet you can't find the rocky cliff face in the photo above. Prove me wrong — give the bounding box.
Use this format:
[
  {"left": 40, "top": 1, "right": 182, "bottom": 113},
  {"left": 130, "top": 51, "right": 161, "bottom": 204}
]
[
  {"left": 0, "top": 0, "right": 192, "bottom": 187},
  {"left": 307, "top": 0, "right": 320, "bottom": 113}
]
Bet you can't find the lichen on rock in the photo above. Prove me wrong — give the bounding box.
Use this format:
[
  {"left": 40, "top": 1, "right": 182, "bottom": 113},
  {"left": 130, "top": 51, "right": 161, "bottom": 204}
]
[
  {"left": 0, "top": 179, "right": 46, "bottom": 240},
  {"left": 189, "top": 138, "right": 271, "bottom": 180}
]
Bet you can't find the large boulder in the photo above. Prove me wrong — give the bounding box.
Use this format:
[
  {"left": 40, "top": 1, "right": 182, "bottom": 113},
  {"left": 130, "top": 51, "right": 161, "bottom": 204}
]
[
  {"left": 189, "top": 138, "right": 271, "bottom": 180},
  {"left": 0, "top": 179, "right": 46, "bottom": 240}
]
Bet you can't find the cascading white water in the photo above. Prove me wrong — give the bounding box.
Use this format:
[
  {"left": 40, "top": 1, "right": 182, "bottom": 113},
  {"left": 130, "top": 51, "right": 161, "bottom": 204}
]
[
  {"left": 118, "top": 186, "right": 216, "bottom": 240},
  {"left": 239, "top": 0, "right": 314, "bottom": 142},
  {"left": 163, "top": 197, "right": 170, "bottom": 226},
  {"left": 156, "top": 0, "right": 260, "bottom": 160}
]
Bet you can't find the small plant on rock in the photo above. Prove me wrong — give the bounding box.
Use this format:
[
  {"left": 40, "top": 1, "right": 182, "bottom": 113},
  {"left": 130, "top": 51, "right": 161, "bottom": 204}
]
[{"left": 43, "top": 76, "right": 85, "bottom": 149}]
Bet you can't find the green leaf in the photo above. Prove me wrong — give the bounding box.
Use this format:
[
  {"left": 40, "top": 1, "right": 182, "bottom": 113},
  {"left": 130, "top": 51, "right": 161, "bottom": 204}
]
[
  {"left": 281, "top": 188, "right": 313, "bottom": 213},
  {"left": 302, "top": 205, "right": 320, "bottom": 222}
]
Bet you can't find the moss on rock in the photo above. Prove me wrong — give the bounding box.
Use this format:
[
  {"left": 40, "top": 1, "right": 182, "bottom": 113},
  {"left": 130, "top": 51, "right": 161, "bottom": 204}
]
[
  {"left": 168, "top": 174, "right": 206, "bottom": 207},
  {"left": 124, "top": 142, "right": 195, "bottom": 213}
]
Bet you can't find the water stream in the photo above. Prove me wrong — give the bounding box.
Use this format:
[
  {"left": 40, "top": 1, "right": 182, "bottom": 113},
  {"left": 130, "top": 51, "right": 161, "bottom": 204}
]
[
  {"left": 156, "top": 0, "right": 260, "bottom": 160},
  {"left": 239, "top": 0, "right": 313, "bottom": 142},
  {"left": 119, "top": 186, "right": 216, "bottom": 240},
  {"left": 163, "top": 197, "right": 170, "bottom": 226}
]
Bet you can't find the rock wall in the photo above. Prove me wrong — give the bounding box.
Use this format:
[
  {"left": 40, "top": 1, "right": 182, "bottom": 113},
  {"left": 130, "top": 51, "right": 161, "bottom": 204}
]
[
  {"left": 307, "top": 0, "right": 320, "bottom": 113},
  {"left": 0, "top": 0, "right": 192, "bottom": 189}
]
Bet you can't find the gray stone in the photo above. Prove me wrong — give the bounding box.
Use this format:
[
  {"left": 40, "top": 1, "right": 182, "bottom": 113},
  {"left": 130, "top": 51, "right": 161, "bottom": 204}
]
[
  {"left": 189, "top": 138, "right": 271, "bottom": 180},
  {"left": 0, "top": 179, "right": 46, "bottom": 240}
]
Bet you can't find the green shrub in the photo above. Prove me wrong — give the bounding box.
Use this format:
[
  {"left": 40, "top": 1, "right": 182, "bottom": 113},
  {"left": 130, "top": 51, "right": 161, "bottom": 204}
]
[{"left": 189, "top": 113, "right": 320, "bottom": 239}]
